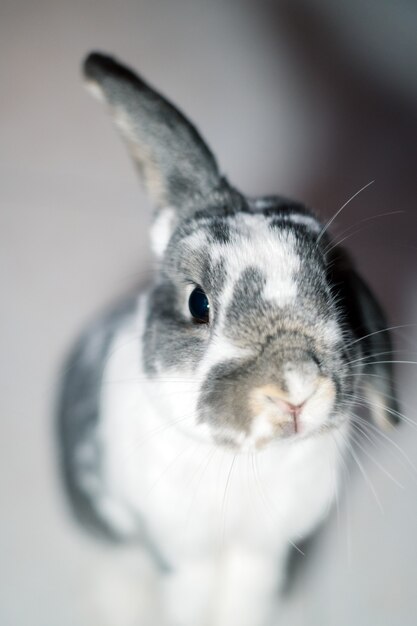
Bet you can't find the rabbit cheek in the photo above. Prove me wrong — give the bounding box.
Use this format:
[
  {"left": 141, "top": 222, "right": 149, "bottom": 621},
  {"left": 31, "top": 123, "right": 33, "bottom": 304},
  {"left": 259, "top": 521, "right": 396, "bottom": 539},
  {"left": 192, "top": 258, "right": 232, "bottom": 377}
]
[{"left": 142, "top": 281, "right": 208, "bottom": 375}]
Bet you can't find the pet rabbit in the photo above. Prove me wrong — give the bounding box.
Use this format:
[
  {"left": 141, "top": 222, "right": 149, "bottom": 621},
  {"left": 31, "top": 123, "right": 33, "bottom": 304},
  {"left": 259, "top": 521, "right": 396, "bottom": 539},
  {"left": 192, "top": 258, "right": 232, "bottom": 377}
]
[{"left": 57, "top": 53, "right": 399, "bottom": 626}]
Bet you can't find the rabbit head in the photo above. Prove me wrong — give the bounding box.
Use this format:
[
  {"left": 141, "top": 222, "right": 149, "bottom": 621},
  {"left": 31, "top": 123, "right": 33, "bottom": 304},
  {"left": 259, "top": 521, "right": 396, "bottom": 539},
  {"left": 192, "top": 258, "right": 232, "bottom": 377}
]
[{"left": 84, "top": 53, "right": 399, "bottom": 450}]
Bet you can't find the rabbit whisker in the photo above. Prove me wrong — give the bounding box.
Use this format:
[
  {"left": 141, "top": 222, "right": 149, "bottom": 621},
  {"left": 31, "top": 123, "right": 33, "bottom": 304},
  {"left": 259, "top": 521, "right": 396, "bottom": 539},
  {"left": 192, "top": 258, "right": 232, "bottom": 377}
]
[
  {"left": 182, "top": 447, "right": 217, "bottom": 542},
  {"left": 123, "top": 413, "right": 193, "bottom": 462},
  {"left": 316, "top": 180, "right": 375, "bottom": 244},
  {"left": 345, "top": 323, "right": 417, "bottom": 348},
  {"left": 330, "top": 431, "right": 353, "bottom": 564},
  {"left": 351, "top": 359, "right": 417, "bottom": 367},
  {"left": 342, "top": 393, "right": 417, "bottom": 430},
  {"left": 144, "top": 441, "right": 198, "bottom": 499},
  {"left": 345, "top": 350, "right": 417, "bottom": 366},
  {"left": 348, "top": 427, "right": 404, "bottom": 489},
  {"left": 338, "top": 427, "right": 384, "bottom": 513},
  {"left": 220, "top": 453, "right": 237, "bottom": 548},
  {"left": 252, "top": 453, "right": 304, "bottom": 555},
  {"left": 323, "top": 210, "right": 405, "bottom": 255},
  {"left": 350, "top": 416, "right": 417, "bottom": 482}
]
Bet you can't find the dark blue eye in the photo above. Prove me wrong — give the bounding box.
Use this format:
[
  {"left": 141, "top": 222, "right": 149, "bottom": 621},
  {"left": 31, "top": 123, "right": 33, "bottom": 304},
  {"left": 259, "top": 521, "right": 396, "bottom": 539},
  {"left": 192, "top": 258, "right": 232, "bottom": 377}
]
[{"left": 188, "top": 286, "right": 210, "bottom": 323}]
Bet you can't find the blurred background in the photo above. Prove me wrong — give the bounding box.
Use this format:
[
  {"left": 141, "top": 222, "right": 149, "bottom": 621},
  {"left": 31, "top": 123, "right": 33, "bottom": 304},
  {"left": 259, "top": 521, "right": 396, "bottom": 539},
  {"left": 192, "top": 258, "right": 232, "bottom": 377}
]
[{"left": 1, "top": 0, "right": 417, "bottom": 624}]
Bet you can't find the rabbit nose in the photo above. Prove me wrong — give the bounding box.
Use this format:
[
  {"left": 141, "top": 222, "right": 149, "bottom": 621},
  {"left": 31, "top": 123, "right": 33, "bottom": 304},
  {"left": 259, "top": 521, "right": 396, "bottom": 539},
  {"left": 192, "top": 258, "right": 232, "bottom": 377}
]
[
  {"left": 249, "top": 385, "right": 307, "bottom": 424},
  {"left": 266, "top": 394, "right": 306, "bottom": 435},
  {"left": 249, "top": 364, "right": 324, "bottom": 430},
  {"left": 266, "top": 395, "right": 304, "bottom": 425}
]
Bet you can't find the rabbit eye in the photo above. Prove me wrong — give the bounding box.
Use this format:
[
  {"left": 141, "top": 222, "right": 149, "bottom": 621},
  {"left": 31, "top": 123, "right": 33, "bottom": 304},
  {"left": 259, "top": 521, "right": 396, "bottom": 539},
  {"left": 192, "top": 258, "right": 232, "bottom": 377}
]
[{"left": 189, "top": 287, "right": 210, "bottom": 323}]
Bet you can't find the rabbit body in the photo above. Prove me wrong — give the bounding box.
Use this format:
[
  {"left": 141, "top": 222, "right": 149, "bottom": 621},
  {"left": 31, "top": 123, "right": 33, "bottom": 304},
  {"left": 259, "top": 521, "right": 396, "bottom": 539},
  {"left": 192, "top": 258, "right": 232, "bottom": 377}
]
[
  {"left": 57, "top": 54, "right": 399, "bottom": 626},
  {"left": 61, "top": 290, "right": 346, "bottom": 626}
]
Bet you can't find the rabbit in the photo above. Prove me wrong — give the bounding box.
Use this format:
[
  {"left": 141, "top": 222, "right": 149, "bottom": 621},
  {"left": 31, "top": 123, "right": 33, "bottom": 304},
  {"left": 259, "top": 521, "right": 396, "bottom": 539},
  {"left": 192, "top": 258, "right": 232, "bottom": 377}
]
[{"left": 57, "top": 52, "right": 399, "bottom": 626}]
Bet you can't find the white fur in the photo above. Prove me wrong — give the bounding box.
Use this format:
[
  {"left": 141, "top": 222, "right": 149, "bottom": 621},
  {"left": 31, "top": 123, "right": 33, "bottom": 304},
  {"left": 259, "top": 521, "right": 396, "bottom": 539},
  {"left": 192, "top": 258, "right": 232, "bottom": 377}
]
[
  {"left": 151, "top": 207, "right": 177, "bottom": 257},
  {"left": 95, "top": 295, "right": 348, "bottom": 626},
  {"left": 283, "top": 361, "right": 319, "bottom": 405},
  {"left": 198, "top": 332, "right": 252, "bottom": 378},
  {"left": 246, "top": 413, "right": 275, "bottom": 449},
  {"left": 322, "top": 318, "right": 342, "bottom": 345},
  {"left": 85, "top": 79, "right": 106, "bottom": 102}
]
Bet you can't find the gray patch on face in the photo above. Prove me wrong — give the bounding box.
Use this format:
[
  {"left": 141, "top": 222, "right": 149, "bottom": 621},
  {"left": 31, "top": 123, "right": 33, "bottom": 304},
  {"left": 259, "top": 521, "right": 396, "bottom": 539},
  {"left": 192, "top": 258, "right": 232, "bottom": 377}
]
[
  {"left": 143, "top": 279, "right": 206, "bottom": 375},
  {"left": 200, "top": 256, "right": 228, "bottom": 315},
  {"left": 204, "top": 217, "right": 231, "bottom": 244},
  {"left": 232, "top": 266, "right": 266, "bottom": 301},
  {"left": 198, "top": 359, "right": 253, "bottom": 433},
  {"left": 223, "top": 266, "right": 269, "bottom": 350}
]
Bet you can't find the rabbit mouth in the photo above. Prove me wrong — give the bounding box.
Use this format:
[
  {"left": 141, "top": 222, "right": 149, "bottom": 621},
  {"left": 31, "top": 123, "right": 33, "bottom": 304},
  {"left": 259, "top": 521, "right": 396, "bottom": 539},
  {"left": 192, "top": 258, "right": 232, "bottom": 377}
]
[{"left": 209, "top": 412, "right": 344, "bottom": 452}]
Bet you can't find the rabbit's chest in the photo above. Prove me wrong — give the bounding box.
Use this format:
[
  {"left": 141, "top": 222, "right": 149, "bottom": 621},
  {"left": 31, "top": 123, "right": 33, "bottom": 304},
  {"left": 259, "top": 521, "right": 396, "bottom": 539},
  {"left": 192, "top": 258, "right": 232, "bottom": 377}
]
[
  {"left": 133, "top": 434, "right": 340, "bottom": 562},
  {"left": 98, "top": 314, "right": 345, "bottom": 563}
]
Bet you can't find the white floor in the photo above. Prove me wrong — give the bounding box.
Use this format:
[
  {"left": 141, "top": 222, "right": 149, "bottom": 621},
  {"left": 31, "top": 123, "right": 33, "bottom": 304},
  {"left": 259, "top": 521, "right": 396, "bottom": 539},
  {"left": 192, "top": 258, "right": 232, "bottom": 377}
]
[{"left": 2, "top": 1, "right": 417, "bottom": 624}]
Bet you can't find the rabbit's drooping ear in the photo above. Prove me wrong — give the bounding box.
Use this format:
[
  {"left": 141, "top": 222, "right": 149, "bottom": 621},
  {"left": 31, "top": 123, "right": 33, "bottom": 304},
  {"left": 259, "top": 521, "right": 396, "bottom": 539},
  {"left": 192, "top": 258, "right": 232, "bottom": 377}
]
[
  {"left": 328, "top": 247, "right": 400, "bottom": 429},
  {"left": 83, "top": 53, "right": 221, "bottom": 216}
]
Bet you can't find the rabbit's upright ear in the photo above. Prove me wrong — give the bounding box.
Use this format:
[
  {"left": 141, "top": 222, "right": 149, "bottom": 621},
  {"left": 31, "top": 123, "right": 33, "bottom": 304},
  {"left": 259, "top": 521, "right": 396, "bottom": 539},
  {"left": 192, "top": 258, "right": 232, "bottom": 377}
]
[{"left": 83, "top": 53, "right": 222, "bottom": 221}]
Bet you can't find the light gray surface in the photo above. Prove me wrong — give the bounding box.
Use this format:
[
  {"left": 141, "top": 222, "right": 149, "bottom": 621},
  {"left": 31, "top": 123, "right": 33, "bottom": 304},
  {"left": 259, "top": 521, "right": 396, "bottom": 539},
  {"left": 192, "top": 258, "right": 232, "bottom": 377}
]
[{"left": 1, "top": 1, "right": 417, "bottom": 624}]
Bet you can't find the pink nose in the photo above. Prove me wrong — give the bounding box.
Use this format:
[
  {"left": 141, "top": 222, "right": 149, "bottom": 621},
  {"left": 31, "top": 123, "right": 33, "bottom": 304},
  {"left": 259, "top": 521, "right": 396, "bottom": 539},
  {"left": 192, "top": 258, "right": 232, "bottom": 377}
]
[
  {"left": 249, "top": 385, "right": 308, "bottom": 435},
  {"left": 266, "top": 396, "right": 304, "bottom": 432}
]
